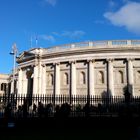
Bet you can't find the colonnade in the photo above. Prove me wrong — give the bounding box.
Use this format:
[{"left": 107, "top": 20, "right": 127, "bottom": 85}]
[{"left": 17, "top": 58, "right": 134, "bottom": 96}]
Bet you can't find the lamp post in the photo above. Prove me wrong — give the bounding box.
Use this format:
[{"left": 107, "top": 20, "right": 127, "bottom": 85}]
[{"left": 10, "top": 43, "right": 18, "bottom": 95}]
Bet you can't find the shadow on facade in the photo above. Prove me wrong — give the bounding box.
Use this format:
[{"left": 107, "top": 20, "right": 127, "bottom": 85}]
[{"left": 26, "top": 69, "right": 33, "bottom": 107}]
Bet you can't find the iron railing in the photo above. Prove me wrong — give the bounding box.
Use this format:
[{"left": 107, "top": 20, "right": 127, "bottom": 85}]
[{"left": 0, "top": 94, "right": 140, "bottom": 118}]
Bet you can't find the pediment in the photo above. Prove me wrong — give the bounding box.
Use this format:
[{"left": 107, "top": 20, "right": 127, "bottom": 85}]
[{"left": 17, "top": 51, "right": 35, "bottom": 62}]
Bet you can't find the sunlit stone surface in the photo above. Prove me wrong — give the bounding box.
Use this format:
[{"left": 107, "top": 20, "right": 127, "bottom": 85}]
[{"left": 14, "top": 40, "right": 140, "bottom": 96}]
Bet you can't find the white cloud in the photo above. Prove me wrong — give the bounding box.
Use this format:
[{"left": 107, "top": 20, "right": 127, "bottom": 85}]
[
  {"left": 52, "top": 32, "right": 60, "bottom": 36},
  {"left": 40, "top": 35, "right": 55, "bottom": 42},
  {"left": 44, "top": 0, "right": 57, "bottom": 6},
  {"left": 122, "top": 0, "right": 129, "bottom": 3},
  {"left": 52, "top": 30, "right": 86, "bottom": 39},
  {"left": 104, "top": 1, "right": 140, "bottom": 34},
  {"left": 37, "top": 30, "right": 85, "bottom": 43},
  {"left": 61, "top": 30, "right": 85, "bottom": 39},
  {"left": 108, "top": 0, "right": 116, "bottom": 8}
]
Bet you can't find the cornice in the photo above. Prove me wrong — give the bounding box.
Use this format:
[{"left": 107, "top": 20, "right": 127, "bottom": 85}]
[
  {"left": 17, "top": 55, "right": 35, "bottom": 63},
  {"left": 41, "top": 51, "right": 140, "bottom": 65},
  {"left": 17, "top": 46, "right": 140, "bottom": 66},
  {"left": 41, "top": 47, "right": 140, "bottom": 60}
]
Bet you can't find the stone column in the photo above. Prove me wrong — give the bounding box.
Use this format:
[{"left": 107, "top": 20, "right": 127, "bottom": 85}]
[
  {"left": 6, "top": 84, "right": 9, "bottom": 95},
  {"left": 21, "top": 70, "right": 27, "bottom": 95},
  {"left": 88, "top": 60, "right": 95, "bottom": 96},
  {"left": 38, "top": 62, "right": 42, "bottom": 95},
  {"left": 107, "top": 59, "right": 114, "bottom": 96},
  {"left": 41, "top": 64, "right": 46, "bottom": 94},
  {"left": 18, "top": 68, "right": 23, "bottom": 94},
  {"left": 127, "top": 58, "right": 134, "bottom": 95},
  {"left": 55, "top": 63, "right": 60, "bottom": 95},
  {"left": 10, "top": 80, "right": 14, "bottom": 94},
  {"left": 71, "top": 61, "right": 76, "bottom": 95},
  {"left": 33, "top": 64, "right": 39, "bottom": 95}
]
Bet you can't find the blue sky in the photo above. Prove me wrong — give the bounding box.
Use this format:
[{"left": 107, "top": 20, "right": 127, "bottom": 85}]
[{"left": 1, "top": 0, "right": 140, "bottom": 73}]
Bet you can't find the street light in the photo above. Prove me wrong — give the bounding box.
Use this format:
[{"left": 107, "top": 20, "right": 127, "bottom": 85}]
[{"left": 10, "top": 43, "right": 18, "bottom": 95}]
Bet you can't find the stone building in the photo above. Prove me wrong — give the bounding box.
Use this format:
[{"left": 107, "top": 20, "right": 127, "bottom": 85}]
[
  {"left": 0, "top": 74, "right": 10, "bottom": 96},
  {"left": 14, "top": 40, "right": 140, "bottom": 97}
]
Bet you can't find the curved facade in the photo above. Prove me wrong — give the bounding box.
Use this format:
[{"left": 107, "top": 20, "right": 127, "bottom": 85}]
[{"left": 15, "top": 40, "right": 140, "bottom": 96}]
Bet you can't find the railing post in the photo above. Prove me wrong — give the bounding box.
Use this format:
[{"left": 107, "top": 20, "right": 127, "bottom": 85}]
[
  {"left": 89, "top": 42, "right": 93, "bottom": 47},
  {"left": 127, "top": 40, "right": 131, "bottom": 45},
  {"left": 71, "top": 44, "right": 75, "bottom": 48},
  {"left": 108, "top": 41, "right": 112, "bottom": 47}
]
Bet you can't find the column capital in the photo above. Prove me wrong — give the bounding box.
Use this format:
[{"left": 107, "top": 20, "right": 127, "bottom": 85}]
[
  {"left": 41, "top": 64, "right": 46, "bottom": 67},
  {"left": 17, "top": 67, "right": 22, "bottom": 71},
  {"left": 53, "top": 62, "right": 60, "bottom": 66},
  {"left": 127, "top": 58, "right": 135, "bottom": 62},
  {"left": 69, "top": 60, "right": 76, "bottom": 64},
  {"left": 107, "top": 58, "right": 114, "bottom": 63},
  {"left": 87, "top": 59, "right": 95, "bottom": 63},
  {"left": 56, "top": 62, "right": 60, "bottom": 65},
  {"left": 31, "top": 64, "right": 38, "bottom": 67}
]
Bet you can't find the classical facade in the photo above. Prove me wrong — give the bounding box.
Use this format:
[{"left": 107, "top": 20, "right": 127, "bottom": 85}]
[{"left": 14, "top": 40, "right": 140, "bottom": 97}]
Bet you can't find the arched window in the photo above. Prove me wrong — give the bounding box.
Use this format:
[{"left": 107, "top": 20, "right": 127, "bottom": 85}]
[
  {"left": 98, "top": 71, "right": 104, "bottom": 84},
  {"left": 48, "top": 74, "right": 54, "bottom": 86},
  {"left": 118, "top": 70, "right": 124, "bottom": 83},
  {"left": 80, "top": 71, "right": 86, "bottom": 84},
  {"left": 64, "top": 73, "right": 69, "bottom": 85}
]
